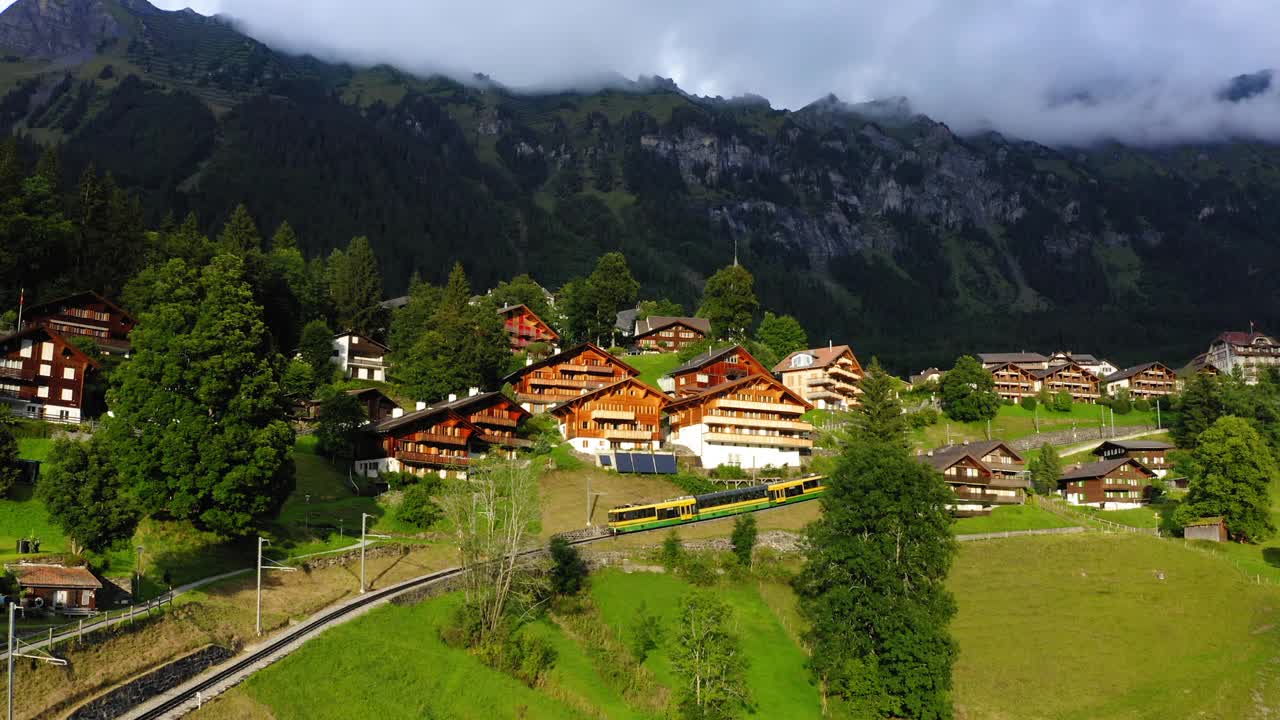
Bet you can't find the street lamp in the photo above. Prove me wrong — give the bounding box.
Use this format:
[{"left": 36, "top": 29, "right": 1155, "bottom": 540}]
[
  {"left": 360, "top": 513, "right": 390, "bottom": 594},
  {"left": 134, "top": 545, "right": 145, "bottom": 600}
]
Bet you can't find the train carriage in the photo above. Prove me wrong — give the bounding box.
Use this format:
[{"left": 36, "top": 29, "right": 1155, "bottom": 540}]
[{"left": 607, "top": 475, "right": 826, "bottom": 534}]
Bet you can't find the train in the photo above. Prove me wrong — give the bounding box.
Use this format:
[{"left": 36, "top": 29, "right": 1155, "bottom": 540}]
[{"left": 606, "top": 475, "right": 827, "bottom": 533}]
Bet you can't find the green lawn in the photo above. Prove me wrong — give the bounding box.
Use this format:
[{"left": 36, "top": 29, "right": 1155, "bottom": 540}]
[
  {"left": 951, "top": 533, "right": 1280, "bottom": 720},
  {"left": 277, "top": 437, "right": 405, "bottom": 543},
  {"left": 17, "top": 437, "right": 53, "bottom": 462},
  {"left": 1075, "top": 505, "right": 1165, "bottom": 529},
  {"left": 624, "top": 353, "right": 681, "bottom": 391},
  {"left": 912, "top": 403, "right": 1164, "bottom": 449},
  {"left": 0, "top": 484, "right": 68, "bottom": 564},
  {"left": 952, "top": 503, "right": 1078, "bottom": 534}
]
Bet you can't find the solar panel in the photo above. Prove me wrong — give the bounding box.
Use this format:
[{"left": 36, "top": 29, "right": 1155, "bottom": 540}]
[
  {"left": 615, "top": 453, "right": 635, "bottom": 473},
  {"left": 655, "top": 455, "right": 678, "bottom": 474},
  {"left": 612, "top": 453, "right": 678, "bottom": 475},
  {"left": 633, "top": 455, "right": 657, "bottom": 474},
  {"left": 599, "top": 455, "right": 612, "bottom": 467}
]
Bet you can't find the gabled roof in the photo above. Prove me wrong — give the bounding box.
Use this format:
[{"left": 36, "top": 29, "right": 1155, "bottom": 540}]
[
  {"left": 929, "top": 440, "right": 1025, "bottom": 465},
  {"left": 978, "top": 352, "right": 1048, "bottom": 364},
  {"left": 633, "top": 315, "right": 712, "bottom": 338},
  {"left": 496, "top": 304, "right": 560, "bottom": 340},
  {"left": 615, "top": 308, "right": 639, "bottom": 334},
  {"left": 665, "top": 373, "right": 812, "bottom": 412},
  {"left": 428, "top": 390, "right": 531, "bottom": 423},
  {"left": 668, "top": 345, "right": 744, "bottom": 376},
  {"left": 24, "top": 290, "right": 136, "bottom": 325},
  {"left": 1060, "top": 457, "right": 1156, "bottom": 481},
  {"left": 502, "top": 342, "right": 638, "bottom": 383},
  {"left": 1032, "top": 362, "right": 1098, "bottom": 380},
  {"left": 1213, "top": 330, "right": 1276, "bottom": 346},
  {"left": 1053, "top": 352, "right": 1100, "bottom": 364},
  {"left": 774, "top": 345, "right": 859, "bottom": 373},
  {"left": 1094, "top": 439, "right": 1175, "bottom": 453},
  {"left": 921, "top": 448, "right": 993, "bottom": 474},
  {"left": 380, "top": 295, "right": 410, "bottom": 310},
  {"left": 1103, "top": 361, "right": 1173, "bottom": 383},
  {"left": 370, "top": 405, "right": 479, "bottom": 434},
  {"left": 547, "top": 376, "right": 671, "bottom": 416},
  {"left": 988, "top": 361, "right": 1038, "bottom": 376},
  {"left": 346, "top": 387, "right": 401, "bottom": 405},
  {"left": 1184, "top": 516, "right": 1224, "bottom": 527},
  {"left": 333, "top": 331, "right": 390, "bottom": 351},
  {"left": 9, "top": 563, "right": 102, "bottom": 589},
  {"left": 0, "top": 325, "right": 101, "bottom": 369}
]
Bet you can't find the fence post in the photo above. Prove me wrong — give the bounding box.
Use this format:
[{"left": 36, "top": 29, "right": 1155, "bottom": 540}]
[{"left": 78, "top": 619, "right": 83, "bottom": 645}]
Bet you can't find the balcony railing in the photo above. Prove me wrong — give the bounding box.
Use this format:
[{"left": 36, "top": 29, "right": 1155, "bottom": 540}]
[
  {"left": 603, "top": 428, "right": 656, "bottom": 441},
  {"left": 0, "top": 367, "right": 26, "bottom": 380},
  {"left": 705, "top": 415, "right": 812, "bottom": 431},
  {"left": 557, "top": 363, "right": 617, "bottom": 374},
  {"left": 396, "top": 451, "right": 470, "bottom": 466},
  {"left": 528, "top": 376, "right": 604, "bottom": 390},
  {"left": 404, "top": 433, "right": 469, "bottom": 446},
  {"left": 591, "top": 409, "right": 636, "bottom": 421},
  {"left": 713, "top": 398, "right": 806, "bottom": 414},
  {"left": 952, "top": 488, "right": 1022, "bottom": 504},
  {"left": 472, "top": 414, "right": 519, "bottom": 428},
  {"left": 348, "top": 356, "right": 387, "bottom": 368},
  {"left": 703, "top": 432, "right": 811, "bottom": 448},
  {"left": 478, "top": 433, "right": 533, "bottom": 448}
]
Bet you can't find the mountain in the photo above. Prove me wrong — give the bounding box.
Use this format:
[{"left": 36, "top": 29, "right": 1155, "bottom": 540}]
[{"left": 0, "top": 0, "right": 1277, "bottom": 372}]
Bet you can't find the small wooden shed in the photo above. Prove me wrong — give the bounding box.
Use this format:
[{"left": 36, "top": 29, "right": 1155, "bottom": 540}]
[
  {"left": 1183, "top": 517, "right": 1228, "bottom": 543},
  {"left": 8, "top": 563, "right": 103, "bottom": 612}
]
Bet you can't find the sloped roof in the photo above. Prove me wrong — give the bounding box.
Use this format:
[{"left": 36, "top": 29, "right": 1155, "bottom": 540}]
[
  {"left": 9, "top": 564, "right": 102, "bottom": 589},
  {"left": 978, "top": 352, "right": 1048, "bottom": 364},
  {"left": 1095, "top": 439, "right": 1175, "bottom": 452},
  {"left": 633, "top": 316, "right": 711, "bottom": 337},
  {"left": 1184, "top": 516, "right": 1224, "bottom": 527},
  {"left": 668, "top": 345, "right": 742, "bottom": 376},
  {"left": 615, "top": 308, "right": 639, "bottom": 334},
  {"left": 333, "top": 331, "right": 390, "bottom": 351},
  {"left": 1214, "top": 330, "right": 1276, "bottom": 346},
  {"left": 547, "top": 376, "right": 671, "bottom": 416},
  {"left": 428, "top": 391, "right": 531, "bottom": 423},
  {"left": 665, "top": 373, "right": 812, "bottom": 412},
  {"left": 1032, "top": 362, "right": 1099, "bottom": 380},
  {"left": 1060, "top": 457, "right": 1155, "bottom": 481},
  {"left": 0, "top": 325, "right": 101, "bottom": 369},
  {"left": 929, "top": 440, "right": 1025, "bottom": 464},
  {"left": 502, "top": 342, "right": 639, "bottom": 383},
  {"left": 1103, "top": 361, "right": 1173, "bottom": 383},
  {"left": 774, "top": 345, "right": 857, "bottom": 373},
  {"left": 370, "top": 405, "right": 475, "bottom": 434},
  {"left": 24, "top": 290, "right": 136, "bottom": 325}
]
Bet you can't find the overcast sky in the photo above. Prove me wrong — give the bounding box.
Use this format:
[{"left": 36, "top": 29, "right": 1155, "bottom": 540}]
[{"left": 10, "top": 0, "right": 1280, "bottom": 145}]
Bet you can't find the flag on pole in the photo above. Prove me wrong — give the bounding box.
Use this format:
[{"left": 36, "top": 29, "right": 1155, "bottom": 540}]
[{"left": 16, "top": 287, "right": 24, "bottom": 330}]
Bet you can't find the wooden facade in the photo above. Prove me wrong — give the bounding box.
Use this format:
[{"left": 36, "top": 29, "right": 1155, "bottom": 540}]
[
  {"left": 1093, "top": 439, "right": 1174, "bottom": 477},
  {"left": 1034, "top": 362, "right": 1101, "bottom": 403},
  {"left": 774, "top": 345, "right": 864, "bottom": 410},
  {"left": 1059, "top": 458, "right": 1156, "bottom": 508},
  {"left": 549, "top": 377, "right": 670, "bottom": 454},
  {"left": 347, "top": 387, "right": 402, "bottom": 423},
  {"left": 667, "top": 375, "right": 813, "bottom": 469},
  {"left": 667, "top": 345, "right": 770, "bottom": 398},
  {"left": 1101, "top": 362, "right": 1178, "bottom": 400},
  {"left": 504, "top": 342, "right": 639, "bottom": 414},
  {"left": 9, "top": 563, "right": 102, "bottom": 612},
  {"left": 429, "top": 391, "right": 532, "bottom": 455},
  {"left": 23, "top": 291, "right": 135, "bottom": 355},
  {"left": 0, "top": 326, "right": 98, "bottom": 424},
  {"left": 922, "top": 441, "right": 1029, "bottom": 516},
  {"left": 357, "top": 407, "right": 483, "bottom": 479},
  {"left": 497, "top": 304, "right": 560, "bottom": 355},
  {"left": 632, "top": 316, "right": 711, "bottom": 353},
  {"left": 988, "top": 362, "right": 1038, "bottom": 402}
]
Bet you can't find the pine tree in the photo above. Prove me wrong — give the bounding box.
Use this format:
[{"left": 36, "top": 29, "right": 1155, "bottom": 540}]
[
  {"left": 328, "top": 236, "right": 384, "bottom": 335},
  {"left": 401, "top": 264, "right": 509, "bottom": 402},
  {"left": 847, "top": 358, "right": 906, "bottom": 445},
  {"left": 1174, "top": 416, "right": 1277, "bottom": 542},
  {"left": 298, "top": 319, "right": 335, "bottom": 383},
  {"left": 698, "top": 264, "right": 759, "bottom": 341},
  {"left": 218, "top": 203, "right": 262, "bottom": 254},
  {"left": 1172, "top": 374, "right": 1224, "bottom": 449},
  {"left": 1027, "top": 443, "right": 1062, "bottom": 495}
]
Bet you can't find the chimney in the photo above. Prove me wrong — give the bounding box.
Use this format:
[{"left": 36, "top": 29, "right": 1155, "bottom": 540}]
[
  {"left": 391, "top": 408, "right": 404, "bottom": 418},
  {"left": 526, "top": 356, "right": 534, "bottom": 366},
  {"left": 469, "top": 387, "right": 480, "bottom": 397},
  {"left": 416, "top": 401, "right": 427, "bottom": 411},
  {"left": 448, "top": 393, "right": 457, "bottom": 402}
]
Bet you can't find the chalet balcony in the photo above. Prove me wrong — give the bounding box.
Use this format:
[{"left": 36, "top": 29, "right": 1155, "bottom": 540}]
[
  {"left": 704, "top": 432, "right": 812, "bottom": 449},
  {"left": 404, "top": 432, "right": 469, "bottom": 446},
  {"left": 603, "top": 428, "right": 656, "bottom": 441},
  {"left": 591, "top": 409, "right": 636, "bottom": 421},
  {"left": 0, "top": 367, "right": 27, "bottom": 380},
  {"left": 713, "top": 398, "right": 806, "bottom": 414},
  {"left": 473, "top": 414, "right": 519, "bottom": 428},
  {"left": 557, "top": 363, "right": 617, "bottom": 374},
  {"left": 396, "top": 451, "right": 470, "bottom": 466},
  {"left": 528, "top": 376, "right": 605, "bottom": 390},
  {"left": 828, "top": 367, "right": 861, "bottom": 383},
  {"left": 705, "top": 415, "right": 813, "bottom": 431},
  {"left": 348, "top": 355, "right": 387, "bottom": 368},
  {"left": 952, "top": 488, "right": 1021, "bottom": 504},
  {"left": 478, "top": 433, "right": 533, "bottom": 448}
]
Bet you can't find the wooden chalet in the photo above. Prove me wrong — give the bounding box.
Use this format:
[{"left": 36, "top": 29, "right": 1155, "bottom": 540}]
[
  {"left": 8, "top": 563, "right": 102, "bottom": 613},
  {"left": 0, "top": 326, "right": 98, "bottom": 424},
  {"left": 666, "top": 374, "right": 813, "bottom": 470},
  {"left": 347, "top": 387, "right": 402, "bottom": 424},
  {"left": 774, "top": 345, "right": 864, "bottom": 410},
  {"left": 427, "top": 390, "right": 532, "bottom": 457},
  {"left": 1101, "top": 362, "right": 1178, "bottom": 400},
  {"left": 1059, "top": 458, "right": 1157, "bottom": 509},
  {"left": 549, "top": 377, "right": 669, "bottom": 454},
  {"left": 355, "top": 406, "right": 484, "bottom": 480},
  {"left": 977, "top": 352, "right": 1050, "bottom": 371},
  {"left": 921, "top": 440, "right": 1030, "bottom": 516},
  {"left": 497, "top": 304, "right": 560, "bottom": 356},
  {"left": 1183, "top": 353, "right": 1221, "bottom": 378},
  {"left": 503, "top": 342, "right": 639, "bottom": 414},
  {"left": 22, "top": 290, "right": 135, "bottom": 356},
  {"left": 332, "top": 332, "right": 390, "bottom": 382},
  {"left": 1033, "top": 362, "right": 1101, "bottom": 403},
  {"left": 1048, "top": 352, "right": 1118, "bottom": 379},
  {"left": 632, "top": 316, "right": 711, "bottom": 353},
  {"left": 910, "top": 367, "right": 944, "bottom": 388},
  {"left": 666, "top": 345, "right": 770, "bottom": 398},
  {"left": 988, "top": 362, "right": 1039, "bottom": 402},
  {"left": 1093, "top": 439, "right": 1175, "bottom": 477}
]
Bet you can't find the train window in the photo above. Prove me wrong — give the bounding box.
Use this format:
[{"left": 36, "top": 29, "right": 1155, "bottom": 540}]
[
  {"left": 803, "top": 479, "right": 819, "bottom": 490},
  {"left": 787, "top": 485, "right": 804, "bottom": 497},
  {"left": 657, "top": 506, "right": 681, "bottom": 520}
]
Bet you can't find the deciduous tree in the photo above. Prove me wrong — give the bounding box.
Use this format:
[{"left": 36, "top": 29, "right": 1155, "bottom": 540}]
[
  {"left": 1027, "top": 443, "right": 1062, "bottom": 495},
  {"left": 585, "top": 253, "right": 639, "bottom": 344},
  {"left": 671, "top": 590, "right": 751, "bottom": 720},
  {"left": 315, "top": 387, "right": 367, "bottom": 460},
  {"left": 0, "top": 408, "right": 18, "bottom": 498},
  {"left": 697, "top": 264, "right": 758, "bottom": 341},
  {"left": 940, "top": 356, "right": 1000, "bottom": 423},
  {"left": 730, "top": 514, "right": 757, "bottom": 568},
  {"left": 754, "top": 312, "right": 807, "bottom": 361},
  {"left": 297, "top": 319, "right": 335, "bottom": 383},
  {"left": 549, "top": 535, "right": 589, "bottom": 596},
  {"left": 38, "top": 438, "right": 140, "bottom": 554},
  {"left": 1174, "top": 416, "right": 1277, "bottom": 542}
]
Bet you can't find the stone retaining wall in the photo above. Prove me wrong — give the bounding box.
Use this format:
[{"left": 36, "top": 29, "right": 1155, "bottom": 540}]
[
  {"left": 67, "top": 645, "right": 233, "bottom": 720},
  {"left": 298, "top": 543, "right": 408, "bottom": 572}
]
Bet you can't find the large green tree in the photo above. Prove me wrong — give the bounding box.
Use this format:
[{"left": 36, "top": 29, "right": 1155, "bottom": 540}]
[
  {"left": 1171, "top": 374, "right": 1225, "bottom": 449},
  {"left": 0, "top": 408, "right": 18, "bottom": 498},
  {"left": 103, "top": 255, "right": 295, "bottom": 536},
  {"left": 940, "top": 356, "right": 1000, "bottom": 423},
  {"left": 754, "top": 312, "right": 808, "bottom": 362},
  {"left": 387, "top": 277, "right": 444, "bottom": 358},
  {"left": 697, "top": 264, "right": 759, "bottom": 341},
  {"left": 315, "top": 387, "right": 368, "bottom": 461},
  {"left": 1174, "top": 416, "right": 1277, "bottom": 542},
  {"left": 298, "top": 319, "right": 335, "bottom": 383},
  {"left": 795, "top": 441, "right": 958, "bottom": 719},
  {"left": 401, "top": 263, "right": 509, "bottom": 402},
  {"left": 670, "top": 590, "right": 751, "bottom": 720},
  {"left": 490, "top": 274, "right": 555, "bottom": 328},
  {"left": 1027, "top": 443, "right": 1062, "bottom": 495},
  {"left": 849, "top": 358, "right": 906, "bottom": 445},
  {"left": 218, "top": 203, "right": 262, "bottom": 254},
  {"left": 37, "top": 438, "right": 140, "bottom": 553},
  {"left": 327, "top": 236, "right": 385, "bottom": 336},
  {"left": 585, "top": 252, "right": 640, "bottom": 344}
]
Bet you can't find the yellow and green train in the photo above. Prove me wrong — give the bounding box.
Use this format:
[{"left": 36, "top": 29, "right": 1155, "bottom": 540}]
[{"left": 606, "top": 475, "right": 826, "bottom": 534}]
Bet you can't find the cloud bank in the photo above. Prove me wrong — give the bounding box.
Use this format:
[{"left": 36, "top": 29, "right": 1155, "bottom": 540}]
[{"left": 19, "top": 0, "right": 1280, "bottom": 145}]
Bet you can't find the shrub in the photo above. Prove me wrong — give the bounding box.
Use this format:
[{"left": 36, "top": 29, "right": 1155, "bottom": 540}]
[
  {"left": 1053, "top": 391, "right": 1074, "bottom": 412},
  {"left": 509, "top": 630, "right": 558, "bottom": 687},
  {"left": 730, "top": 515, "right": 757, "bottom": 567},
  {"left": 711, "top": 464, "right": 748, "bottom": 480},
  {"left": 905, "top": 408, "right": 940, "bottom": 429},
  {"left": 1020, "top": 396, "right": 1038, "bottom": 411},
  {"left": 396, "top": 483, "right": 443, "bottom": 529},
  {"left": 629, "top": 601, "right": 660, "bottom": 663},
  {"left": 549, "top": 535, "right": 589, "bottom": 596},
  {"left": 1111, "top": 394, "right": 1132, "bottom": 415},
  {"left": 669, "top": 471, "right": 717, "bottom": 495},
  {"left": 1134, "top": 398, "right": 1151, "bottom": 413},
  {"left": 660, "top": 530, "right": 683, "bottom": 571},
  {"left": 678, "top": 553, "right": 717, "bottom": 586}
]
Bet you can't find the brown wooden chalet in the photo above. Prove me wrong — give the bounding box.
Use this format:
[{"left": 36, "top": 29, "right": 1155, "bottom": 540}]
[
  {"left": 356, "top": 406, "right": 483, "bottom": 480},
  {"left": 988, "top": 362, "right": 1039, "bottom": 402},
  {"left": 1182, "top": 353, "right": 1221, "bottom": 378},
  {"left": 666, "top": 374, "right": 814, "bottom": 469},
  {"left": 774, "top": 345, "right": 864, "bottom": 410},
  {"left": 921, "top": 440, "right": 1029, "bottom": 516},
  {"left": 427, "top": 390, "right": 532, "bottom": 457},
  {"left": 666, "top": 345, "right": 770, "bottom": 398},
  {"left": 1059, "top": 458, "right": 1157, "bottom": 508},
  {"left": 504, "top": 342, "right": 639, "bottom": 414},
  {"left": 347, "top": 387, "right": 402, "bottom": 424},
  {"left": 977, "top": 352, "right": 1050, "bottom": 371},
  {"left": 1101, "top": 362, "right": 1178, "bottom": 400},
  {"left": 632, "top": 316, "right": 711, "bottom": 353},
  {"left": 22, "top": 290, "right": 136, "bottom": 356},
  {"left": 1093, "top": 439, "right": 1175, "bottom": 477},
  {"left": 1033, "top": 362, "right": 1101, "bottom": 403},
  {"left": 497, "top": 304, "right": 560, "bottom": 355},
  {"left": 549, "top": 377, "right": 670, "bottom": 454},
  {"left": 0, "top": 326, "right": 99, "bottom": 424},
  {"left": 8, "top": 563, "right": 102, "bottom": 613}
]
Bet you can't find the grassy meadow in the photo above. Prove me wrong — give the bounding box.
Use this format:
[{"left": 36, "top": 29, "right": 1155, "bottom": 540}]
[
  {"left": 910, "top": 402, "right": 1163, "bottom": 448},
  {"left": 951, "top": 503, "right": 1078, "bottom": 534},
  {"left": 624, "top": 353, "right": 682, "bottom": 391}
]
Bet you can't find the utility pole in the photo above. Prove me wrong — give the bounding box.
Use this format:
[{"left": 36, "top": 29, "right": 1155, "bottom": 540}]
[
  {"left": 1155, "top": 399, "right": 1161, "bottom": 429},
  {"left": 360, "top": 513, "right": 389, "bottom": 594},
  {"left": 256, "top": 538, "right": 296, "bottom": 637},
  {"left": 9, "top": 602, "right": 68, "bottom": 720},
  {"left": 586, "top": 473, "right": 592, "bottom": 527}
]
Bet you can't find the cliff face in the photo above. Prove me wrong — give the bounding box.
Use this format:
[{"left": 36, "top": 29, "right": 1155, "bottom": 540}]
[{"left": 0, "top": 0, "right": 126, "bottom": 59}]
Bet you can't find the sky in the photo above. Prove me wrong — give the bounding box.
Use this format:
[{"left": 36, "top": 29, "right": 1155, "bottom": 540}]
[{"left": 11, "top": 0, "right": 1280, "bottom": 145}]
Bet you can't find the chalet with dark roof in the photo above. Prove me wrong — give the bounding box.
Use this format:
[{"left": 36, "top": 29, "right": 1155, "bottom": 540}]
[
  {"left": 8, "top": 563, "right": 103, "bottom": 612},
  {"left": 1093, "top": 439, "right": 1175, "bottom": 477},
  {"left": 632, "top": 316, "right": 711, "bottom": 353},
  {"left": 332, "top": 331, "right": 389, "bottom": 382},
  {"left": 346, "top": 387, "right": 402, "bottom": 424},
  {"left": 549, "top": 377, "right": 670, "bottom": 454},
  {"left": 988, "top": 362, "right": 1039, "bottom": 402},
  {"left": 1033, "top": 362, "right": 1101, "bottom": 403},
  {"left": 355, "top": 406, "right": 484, "bottom": 480},
  {"left": 666, "top": 345, "right": 770, "bottom": 397},
  {"left": 0, "top": 325, "right": 99, "bottom": 424},
  {"left": 1059, "top": 458, "right": 1157, "bottom": 509},
  {"left": 774, "top": 345, "right": 864, "bottom": 410},
  {"left": 22, "top": 290, "right": 135, "bottom": 355},
  {"left": 977, "top": 352, "right": 1050, "bottom": 370},
  {"left": 920, "top": 440, "right": 1029, "bottom": 516},
  {"left": 1101, "top": 362, "right": 1178, "bottom": 400},
  {"left": 667, "top": 374, "right": 813, "bottom": 469},
  {"left": 427, "top": 390, "right": 532, "bottom": 456},
  {"left": 1204, "top": 329, "right": 1279, "bottom": 384},
  {"left": 503, "top": 342, "right": 639, "bottom": 414}
]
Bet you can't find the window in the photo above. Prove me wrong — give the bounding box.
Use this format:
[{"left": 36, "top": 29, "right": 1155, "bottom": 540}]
[
  {"left": 19, "top": 340, "right": 32, "bottom": 358},
  {"left": 37, "top": 386, "right": 49, "bottom": 398},
  {"left": 38, "top": 364, "right": 51, "bottom": 377},
  {"left": 61, "top": 388, "right": 73, "bottom": 401},
  {"left": 791, "top": 354, "right": 814, "bottom": 369},
  {"left": 41, "top": 342, "right": 53, "bottom": 361},
  {"left": 62, "top": 366, "right": 75, "bottom": 380}
]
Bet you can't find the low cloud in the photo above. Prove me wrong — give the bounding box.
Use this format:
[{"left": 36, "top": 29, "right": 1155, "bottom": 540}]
[{"left": 109, "top": 1, "right": 1280, "bottom": 145}]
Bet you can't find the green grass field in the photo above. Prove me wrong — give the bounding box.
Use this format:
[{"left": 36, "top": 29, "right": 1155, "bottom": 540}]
[
  {"left": 0, "top": 484, "right": 68, "bottom": 564},
  {"left": 952, "top": 503, "right": 1078, "bottom": 534},
  {"left": 624, "top": 353, "right": 681, "bottom": 391},
  {"left": 1075, "top": 505, "right": 1165, "bottom": 528},
  {"left": 911, "top": 403, "right": 1162, "bottom": 449},
  {"left": 17, "top": 437, "right": 54, "bottom": 462}
]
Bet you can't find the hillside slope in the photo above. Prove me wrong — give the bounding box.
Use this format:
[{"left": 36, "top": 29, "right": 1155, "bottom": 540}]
[{"left": 0, "top": 0, "right": 1278, "bottom": 370}]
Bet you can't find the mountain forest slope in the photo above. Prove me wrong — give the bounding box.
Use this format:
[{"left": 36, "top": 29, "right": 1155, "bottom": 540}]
[{"left": 1, "top": 0, "right": 1278, "bottom": 370}]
